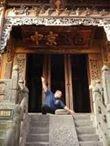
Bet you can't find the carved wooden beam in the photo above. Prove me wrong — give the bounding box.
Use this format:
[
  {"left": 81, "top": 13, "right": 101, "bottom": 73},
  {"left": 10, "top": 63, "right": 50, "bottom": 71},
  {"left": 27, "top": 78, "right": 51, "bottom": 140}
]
[{"left": 0, "top": 14, "right": 110, "bottom": 52}]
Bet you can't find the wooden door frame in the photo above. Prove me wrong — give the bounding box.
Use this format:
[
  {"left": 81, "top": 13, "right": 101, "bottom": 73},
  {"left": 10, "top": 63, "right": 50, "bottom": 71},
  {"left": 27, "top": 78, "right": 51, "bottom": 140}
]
[
  {"left": 64, "top": 55, "right": 73, "bottom": 110},
  {"left": 17, "top": 52, "right": 102, "bottom": 113}
]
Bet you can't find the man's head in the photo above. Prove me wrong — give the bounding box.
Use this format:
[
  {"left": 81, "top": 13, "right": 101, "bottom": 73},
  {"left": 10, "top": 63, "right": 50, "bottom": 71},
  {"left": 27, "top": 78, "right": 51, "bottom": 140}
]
[{"left": 54, "top": 90, "right": 62, "bottom": 98}]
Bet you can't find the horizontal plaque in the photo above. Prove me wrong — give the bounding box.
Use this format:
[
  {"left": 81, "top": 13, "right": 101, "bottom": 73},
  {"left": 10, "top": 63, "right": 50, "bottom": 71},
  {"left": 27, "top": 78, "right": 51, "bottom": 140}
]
[{"left": 0, "top": 109, "right": 13, "bottom": 119}]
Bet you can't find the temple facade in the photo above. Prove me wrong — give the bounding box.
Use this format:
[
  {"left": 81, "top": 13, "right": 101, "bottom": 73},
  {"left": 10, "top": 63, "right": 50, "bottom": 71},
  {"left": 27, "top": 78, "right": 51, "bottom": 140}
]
[{"left": 0, "top": 0, "right": 110, "bottom": 146}]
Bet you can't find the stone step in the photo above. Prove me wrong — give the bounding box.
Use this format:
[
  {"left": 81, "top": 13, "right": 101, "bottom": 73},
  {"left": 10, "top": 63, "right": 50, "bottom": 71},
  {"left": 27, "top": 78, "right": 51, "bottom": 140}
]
[
  {"left": 79, "top": 141, "right": 103, "bottom": 146},
  {"left": 27, "top": 134, "right": 49, "bottom": 142},
  {"left": 74, "top": 114, "right": 91, "bottom": 120},
  {"left": 30, "top": 127, "right": 49, "bottom": 134},
  {"left": 30, "top": 115, "right": 49, "bottom": 122},
  {"left": 75, "top": 119, "right": 92, "bottom": 127},
  {"left": 31, "top": 121, "right": 49, "bottom": 127},
  {"left": 26, "top": 141, "right": 49, "bottom": 146},
  {"left": 78, "top": 134, "right": 99, "bottom": 141},
  {"left": 76, "top": 126, "right": 96, "bottom": 134}
]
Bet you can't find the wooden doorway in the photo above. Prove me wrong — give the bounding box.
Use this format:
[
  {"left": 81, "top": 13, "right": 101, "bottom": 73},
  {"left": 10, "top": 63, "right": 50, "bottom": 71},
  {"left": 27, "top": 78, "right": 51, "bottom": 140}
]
[{"left": 26, "top": 54, "right": 90, "bottom": 113}]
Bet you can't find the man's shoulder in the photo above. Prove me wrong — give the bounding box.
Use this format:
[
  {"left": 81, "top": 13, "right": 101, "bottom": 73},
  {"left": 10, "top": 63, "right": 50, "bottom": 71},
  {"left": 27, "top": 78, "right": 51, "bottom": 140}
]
[{"left": 45, "top": 89, "right": 54, "bottom": 95}]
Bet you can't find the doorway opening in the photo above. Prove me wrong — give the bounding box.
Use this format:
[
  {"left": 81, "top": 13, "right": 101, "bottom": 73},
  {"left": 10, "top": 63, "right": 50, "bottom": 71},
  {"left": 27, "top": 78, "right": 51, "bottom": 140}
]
[
  {"left": 26, "top": 54, "right": 90, "bottom": 113},
  {"left": 26, "top": 54, "right": 44, "bottom": 112}
]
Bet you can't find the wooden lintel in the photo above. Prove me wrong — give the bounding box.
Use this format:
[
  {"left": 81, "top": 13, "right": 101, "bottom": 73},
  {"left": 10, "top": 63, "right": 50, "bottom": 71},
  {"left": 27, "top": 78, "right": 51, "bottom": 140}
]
[{"left": 15, "top": 47, "right": 101, "bottom": 54}]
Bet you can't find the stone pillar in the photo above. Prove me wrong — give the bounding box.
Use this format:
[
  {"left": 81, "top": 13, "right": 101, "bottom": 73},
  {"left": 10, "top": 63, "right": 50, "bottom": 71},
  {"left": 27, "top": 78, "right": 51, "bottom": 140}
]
[
  {"left": 103, "top": 25, "right": 110, "bottom": 42},
  {"left": 107, "top": 42, "right": 110, "bottom": 66},
  {"left": 102, "top": 65, "right": 110, "bottom": 105},
  {"left": 13, "top": 54, "right": 27, "bottom": 84},
  {"left": 88, "top": 53, "right": 102, "bottom": 111},
  {"left": 102, "top": 65, "right": 110, "bottom": 145},
  {"left": 11, "top": 65, "right": 19, "bottom": 103}
]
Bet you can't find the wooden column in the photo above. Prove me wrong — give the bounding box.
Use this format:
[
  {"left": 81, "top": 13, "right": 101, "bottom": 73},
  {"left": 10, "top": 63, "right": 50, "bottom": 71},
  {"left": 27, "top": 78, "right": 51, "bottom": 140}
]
[
  {"left": 68, "top": 55, "right": 73, "bottom": 110},
  {"left": 43, "top": 55, "right": 51, "bottom": 89},
  {"left": 64, "top": 55, "right": 73, "bottom": 110},
  {"left": 64, "top": 55, "right": 69, "bottom": 108}
]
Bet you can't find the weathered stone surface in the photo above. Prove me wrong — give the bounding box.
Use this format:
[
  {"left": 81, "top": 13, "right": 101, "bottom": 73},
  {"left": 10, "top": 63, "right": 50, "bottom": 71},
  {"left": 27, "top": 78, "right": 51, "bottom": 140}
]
[
  {"left": 49, "top": 115, "right": 79, "bottom": 146},
  {"left": 25, "top": 114, "right": 49, "bottom": 146},
  {"left": 55, "top": 109, "right": 69, "bottom": 115}
]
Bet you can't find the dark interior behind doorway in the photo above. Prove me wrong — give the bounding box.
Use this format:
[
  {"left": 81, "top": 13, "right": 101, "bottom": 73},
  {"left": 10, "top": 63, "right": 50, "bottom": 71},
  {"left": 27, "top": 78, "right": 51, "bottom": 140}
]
[
  {"left": 71, "top": 54, "right": 90, "bottom": 113},
  {"left": 51, "top": 55, "right": 65, "bottom": 103},
  {"left": 26, "top": 54, "right": 44, "bottom": 112}
]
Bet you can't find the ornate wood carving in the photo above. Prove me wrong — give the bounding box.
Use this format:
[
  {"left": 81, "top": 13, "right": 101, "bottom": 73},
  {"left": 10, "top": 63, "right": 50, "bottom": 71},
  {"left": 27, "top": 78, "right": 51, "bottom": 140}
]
[
  {"left": 4, "top": 37, "right": 14, "bottom": 79},
  {"left": 6, "top": 38, "right": 14, "bottom": 62},
  {"left": 5, "top": 7, "right": 110, "bottom": 18},
  {"left": 0, "top": 7, "right": 3, "bottom": 23},
  {"left": 0, "top": 16, "right": 110, "bottom": 52},
  {"left": 13, "top": 54, "right": 26, "bottom": 81},
  {"left": 88, "top": 54, "right": 102, "bottom": 81},
  {"left": 54, "top": 0, "right": 62, "bottom": 11}
]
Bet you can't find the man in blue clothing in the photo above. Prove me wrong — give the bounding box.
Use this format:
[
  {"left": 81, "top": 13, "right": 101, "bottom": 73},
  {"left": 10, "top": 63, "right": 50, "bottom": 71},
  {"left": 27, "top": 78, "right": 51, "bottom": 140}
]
[{"left": 41, "top": 77, "right": 75, "bottom": 116}]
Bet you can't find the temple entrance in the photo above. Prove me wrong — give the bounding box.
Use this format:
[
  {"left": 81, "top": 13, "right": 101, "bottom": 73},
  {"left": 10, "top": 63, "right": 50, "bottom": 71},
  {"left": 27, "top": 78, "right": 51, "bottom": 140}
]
[{"left": 26, "top": 54, "right": 90, "bottom": 113}]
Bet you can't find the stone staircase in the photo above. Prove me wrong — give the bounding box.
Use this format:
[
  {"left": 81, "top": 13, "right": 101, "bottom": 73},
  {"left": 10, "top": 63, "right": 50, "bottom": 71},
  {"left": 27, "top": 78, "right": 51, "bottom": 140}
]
[
  {"left": 25, "top": 114, "right": 49, "bottom": 146},
  {"left": 25, "top": 113, "right": 103, "bottom": 146},
  {"left": 74, "top": 114, "right": 103, "bottom": 146}
]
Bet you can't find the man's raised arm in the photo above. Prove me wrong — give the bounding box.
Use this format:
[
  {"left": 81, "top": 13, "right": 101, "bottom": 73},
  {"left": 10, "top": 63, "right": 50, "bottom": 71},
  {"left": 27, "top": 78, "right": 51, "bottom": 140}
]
[{"left": 41, "top": 77, "right": 48, "bottom": 92}]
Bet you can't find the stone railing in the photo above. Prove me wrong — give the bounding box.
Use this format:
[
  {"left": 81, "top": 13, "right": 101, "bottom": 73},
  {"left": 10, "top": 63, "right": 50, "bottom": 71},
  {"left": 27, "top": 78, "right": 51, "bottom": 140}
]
[
  {"left": 0, "top": 65, "right": 29, "bottom": 146},
  {"left": 18, "top": 79, "right": 29, "bottom": 146},
  {"left": 90, "top": 65, "right": 110, "bottom": 146}
]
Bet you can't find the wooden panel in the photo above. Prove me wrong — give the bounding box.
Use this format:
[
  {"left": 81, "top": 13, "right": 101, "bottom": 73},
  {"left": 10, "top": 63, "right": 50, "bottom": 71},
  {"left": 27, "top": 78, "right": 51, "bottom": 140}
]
[
  {"left": 88, "top": 54, "right": 102, "bottom": 81},
  {"left": 15, "top": 46, "right": 101, "bottom": 54},
  {"left": 13, "top": 26, "right": 93, "bottom": 50}
]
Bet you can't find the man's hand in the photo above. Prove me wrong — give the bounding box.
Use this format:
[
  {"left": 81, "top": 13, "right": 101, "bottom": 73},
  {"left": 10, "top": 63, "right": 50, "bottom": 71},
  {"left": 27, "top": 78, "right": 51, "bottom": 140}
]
[
  {"left": 70, "top": 110, "right": 75, "bottom": 117},
  {"left": 64, "top": 106, "right": 75, "bottom": 117},
  {"left": 41, "top": 76, "right": 45, "bottom": 82}
]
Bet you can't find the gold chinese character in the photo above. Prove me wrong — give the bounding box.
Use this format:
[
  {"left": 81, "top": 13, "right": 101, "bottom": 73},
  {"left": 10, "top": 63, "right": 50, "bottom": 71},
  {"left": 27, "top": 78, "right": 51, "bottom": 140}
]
[
  {"left": 31, "top": 31, "right": 43, "bottom": 45},
  {"left": 46, "top": 31, "right": 58, "bottom": 46}
]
